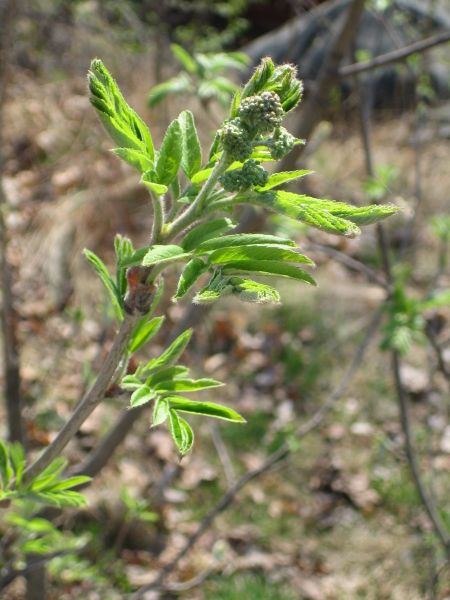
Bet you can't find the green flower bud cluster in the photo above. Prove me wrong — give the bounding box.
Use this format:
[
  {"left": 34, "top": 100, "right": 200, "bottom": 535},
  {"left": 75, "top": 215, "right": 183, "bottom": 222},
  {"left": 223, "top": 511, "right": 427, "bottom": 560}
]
[
  {"left": 218, "top": 118, "right": 253, "bottom": 162},
  {"left": 220, "top": 159, "right": 268, "bottom": 192},
  {"left": 238, "top": 91, "right": 284, "bottom": 134},
  {"left": 270, "top": 127, "right": 296, "bottom": 160}
]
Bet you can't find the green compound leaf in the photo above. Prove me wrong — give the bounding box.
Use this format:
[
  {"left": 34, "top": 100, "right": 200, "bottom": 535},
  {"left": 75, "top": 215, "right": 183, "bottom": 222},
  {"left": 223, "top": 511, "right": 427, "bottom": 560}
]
[
  {"left": 230, "top": 278, "right": 281, "bottom": 304},
  {"left": 196, "top": 233, "right": 296, "bottom": 253},
  {"left": 155, "top": 378, "right": 224, "bottom": 393},
  {"left": 88, "top": 59, "right": 154, "bottom": 160},
  {"left": 182, "top": 218, "right": 236, "bottom": 251},
  {"left": 167, "top": 396, "right": 245, "bottom": 422},
  {"left": 208, "top": 244, "right": 314, "bottom": 266},
  {"left": 145, "top": 329, "right": 193, "bottom": 372},
  {"left": 178, "top": 110, "right": 202, "bottom": 179},
  {"left": 168, "top": 409, "right": 194, "bottom": 455},
  {"left": 129, "top": 315, "right": 165, "bottom": 354},
  {"left": 249, "top": 192, "right": 360, "bottom": 237},
  {"left": 155, "top": 118, "right": 183, "bottom": 186},
  {"left": 152, "top": 398, "right": 169, "bottom": 427},
  {"left": 250, "top": 191, "right": 398, "bottom": 237},
  {"left": 83, "top": 249, "right": 124, "bottom": 321},
  {"left": 141, "top": 171, "right": 169, "bottom": 196},
  {"left": 256, "top": 169, "right": 312, "bottom": 191},
  {"left": 112, "top": 148, "right": 153, "bottom": 174},
  {"left": 148, "top": 73, "right": 193, "bottom": 107},
  {"left": 222, "top": 260, "right": 316, "bottom": 286},
  {"left": 173, "top": 258, "right": 208, "bottom": 301},
  {"left": 142, "top": 245, "right": 191, "bottom": 267},
  {"left": 130, "top": 385, "right": 156, "bottom": 408}
]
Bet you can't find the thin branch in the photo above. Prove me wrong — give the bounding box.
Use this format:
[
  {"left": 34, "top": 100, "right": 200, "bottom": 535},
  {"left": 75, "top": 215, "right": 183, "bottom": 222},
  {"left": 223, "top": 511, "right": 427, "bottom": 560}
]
[
  {"left": 339, "top": 31, "right": 450, "bottom": 79},
  {"left": 130, "top": 306, "right": 382, "bottom": 598},
  {"left": 0, "top": 0, "right": 24, "bottom": 445},
  {"left": 392, "top": 352, "right": 450, "bottom": 554},
  {"left": 305, "top": 242, "right": 389, "bottom": 290},
  {"left": 357, "top": 71, "right": 450, "bottom": 557},
  {"left": 23, "top": 313, "right": 140, "bottom": 483}
]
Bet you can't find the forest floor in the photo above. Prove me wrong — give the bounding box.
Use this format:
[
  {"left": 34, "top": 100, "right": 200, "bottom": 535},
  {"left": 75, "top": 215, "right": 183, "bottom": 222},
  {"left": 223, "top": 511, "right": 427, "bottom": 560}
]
[{"left": 1, "top": 47, "right": 450, "bottom": 599}]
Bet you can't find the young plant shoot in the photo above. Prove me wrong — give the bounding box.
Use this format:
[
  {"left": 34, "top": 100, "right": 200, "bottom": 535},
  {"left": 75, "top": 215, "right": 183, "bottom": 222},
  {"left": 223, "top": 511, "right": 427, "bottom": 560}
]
[{"left": 84, "top": 56, "right": 398, "bottom": 456}]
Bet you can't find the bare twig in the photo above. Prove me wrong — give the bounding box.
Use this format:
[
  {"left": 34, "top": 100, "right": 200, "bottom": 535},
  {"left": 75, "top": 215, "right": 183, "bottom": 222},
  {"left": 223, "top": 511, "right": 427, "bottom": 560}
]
[
  {"left": 339, "top": 31, "right": 450, "bottom": 79},
  {"left": 130, "top": 306, "right": 382, "bottom": 598},
  {"left": 357, "top": 71, "right": 450, "bottom": 557},
  {"left": 305, "top": 242, "right": 389, "bottom": 290},
  {"left": 392, "top": 352, "right": 450, "bottom": 554}
]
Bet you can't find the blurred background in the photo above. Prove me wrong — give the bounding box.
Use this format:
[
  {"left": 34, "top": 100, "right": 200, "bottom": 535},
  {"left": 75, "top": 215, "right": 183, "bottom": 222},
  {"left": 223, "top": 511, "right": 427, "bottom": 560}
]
[{"left": 1, "top": 0, "right": 450, "bottom": 598}]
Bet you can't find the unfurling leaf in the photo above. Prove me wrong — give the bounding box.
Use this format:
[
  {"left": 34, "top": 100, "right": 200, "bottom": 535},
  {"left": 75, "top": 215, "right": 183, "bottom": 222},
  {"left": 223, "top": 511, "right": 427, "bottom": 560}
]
[
  {"left": 83, "top": 249, "right": 123, "bottom": 321},
  {"left": 178, "top": 110, "right": 202, "bottom": 179},
  {"left": 173, "top": 258, "right": 208, "bottom": 300},
  {"left": 155, "top": 119, "right": 183, "bottom": 186},
  {"left": 88, "top": 59, "right": 154, "bottom": 160},
  {"left": 230, "top": 278, "right": 281, "bottom": 304}
]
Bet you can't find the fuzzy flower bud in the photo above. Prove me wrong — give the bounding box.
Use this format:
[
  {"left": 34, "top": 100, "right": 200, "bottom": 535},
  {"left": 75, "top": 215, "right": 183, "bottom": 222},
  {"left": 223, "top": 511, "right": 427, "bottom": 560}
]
[
  {"left": 270, "top": 127, "right": 296, "bottom": 160},
  {"left": 219, "top": 118, "right": 252, "bottom": 162},
  {"left": 220, "top": 159, "right": 268, "bottom": 192},
  {"left": 238, "top": 91, "right": 284, "bottom": 134}
]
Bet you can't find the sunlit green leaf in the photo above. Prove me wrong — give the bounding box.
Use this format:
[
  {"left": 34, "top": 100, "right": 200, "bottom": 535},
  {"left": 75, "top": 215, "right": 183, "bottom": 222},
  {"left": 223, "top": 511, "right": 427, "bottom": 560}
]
[
  {"left": 178, "top": 110, "right": 202, "bottom": 179},
  {"left": 142, "top": 245, "right": 191, "bottom": 267},
  {"left": 83, "top": 249, "right": 123, "bottom": 321},
  {"left": 167, "top": 396, "right": 245, "bottom": 422},
  {"left": 155, "top": 119, "right": 183, "bottom": 186},
  {"left": 145, "top": 329, "right": 193, "bottom": 371}
]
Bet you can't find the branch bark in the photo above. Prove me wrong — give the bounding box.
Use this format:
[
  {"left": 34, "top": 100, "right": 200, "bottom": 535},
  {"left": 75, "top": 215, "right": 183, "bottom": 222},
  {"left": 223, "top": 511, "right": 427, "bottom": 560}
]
[{"left": 339, "top": 30, "right": 450, "bottom": 79}]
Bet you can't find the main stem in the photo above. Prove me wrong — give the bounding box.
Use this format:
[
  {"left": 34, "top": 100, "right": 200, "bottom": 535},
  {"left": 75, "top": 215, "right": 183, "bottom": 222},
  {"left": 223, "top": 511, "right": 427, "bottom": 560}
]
[
  {"left": 23, "top": 313, "right": 140, "bottom": 483},
  {"left": 166, "top": 156, "right": 228, "bottom": 240}
]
